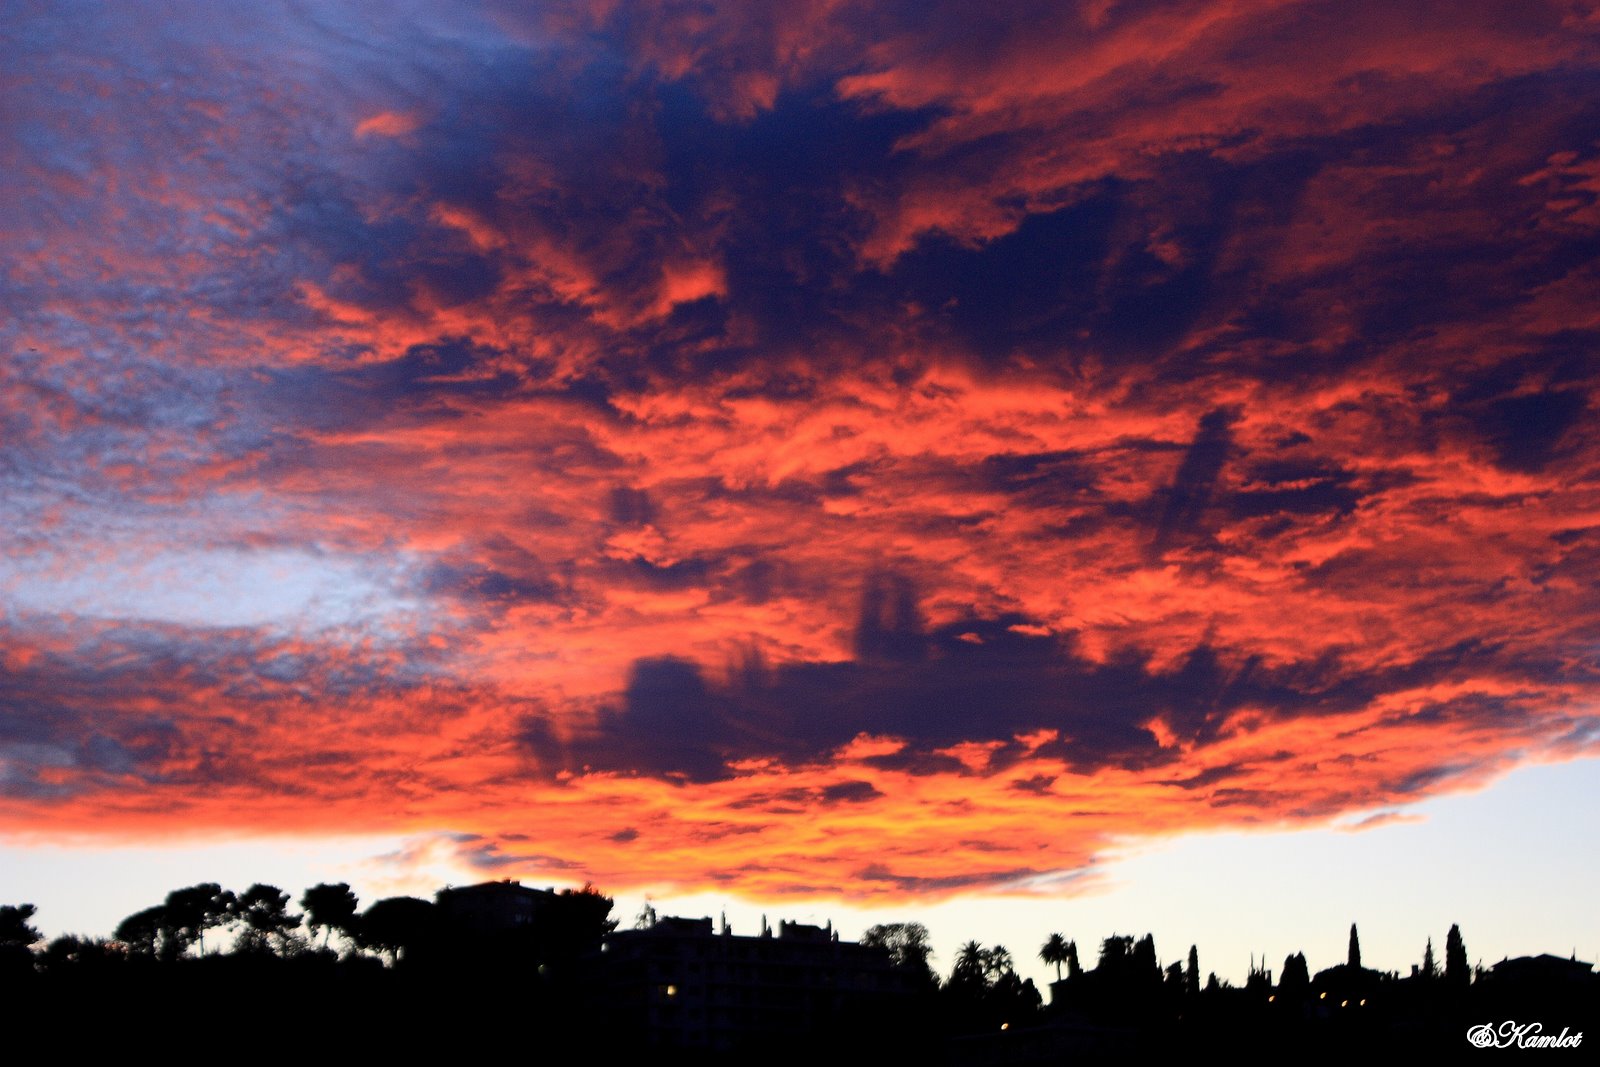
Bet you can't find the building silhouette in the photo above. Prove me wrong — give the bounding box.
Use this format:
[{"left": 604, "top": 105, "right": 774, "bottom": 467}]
[
  {"left": 435, "top": 880, "right": 556, "bottom": 935},
  {"left": 601, "top": 913, "right": 912, "bottom": 1051},
  {"left": 1484, "top": 953, "right": 1594, "bottom": 987}
]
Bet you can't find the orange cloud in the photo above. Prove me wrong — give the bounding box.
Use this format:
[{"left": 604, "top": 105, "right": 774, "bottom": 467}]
[
  {"left": 4, "top": 0, "right": 1599, "bottom": 910},
  {"left": 354, "top": 111, "right": 421, "bottom": 139}
]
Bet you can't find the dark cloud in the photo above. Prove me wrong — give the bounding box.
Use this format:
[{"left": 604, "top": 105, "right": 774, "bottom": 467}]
[
  {"left": 421, "top": 560, "right": 562, "bottom": 606},
  {"left": 260, "top": 340, "right": 526, "bottom": 436},
  {"left": 521, "top": 574, "right": 1565, "bottom": 784},
  {"left": 0, "top": 692, "right": 179, "bottom": 800},
  {"left": 608, "top": 487, "right": 656, "bottom": 526},
  {"left": 1477, "top": 389, "right": 1590, "bottom": 473},
  {"left": 1228, "top": 457, "right": 1365, "bottom": 522},
  {"left": 608, "top": 556, "right": 715, "bottom": 591},
  {"left": 818, "top": 780, "right": 883, "bottom": 804},
  {"left": 886, "top": 195, "right": 1120, "bottom": 363},
  {"left": 1162, "top": 763, "right": 1254, "bottom": 790},
  {"left": 452, "top": 834, "right": 579, "bottom": 872},
  {"left": 582, "top": 657, "right": 741, "bottom": 783},
  {"left": 853, "top": 571, "right": 926, "bottom": 663},
  {"left": 1151, "top": 408, "right": 1236, "bottom": 557},
  {"left": 853, "top": 863, "right": 1042, "bottom": 894}
]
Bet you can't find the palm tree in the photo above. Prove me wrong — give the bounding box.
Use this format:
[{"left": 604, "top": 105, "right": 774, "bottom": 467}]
[
  {"left": 1040, "top": 932, "right": 1069, "bottom": 981},
  {"left": 951, "top": 940, "right": 987, "bottom": 990},
  {"left": 982, "top": 945, "right": 1014, "bottom": 983}
]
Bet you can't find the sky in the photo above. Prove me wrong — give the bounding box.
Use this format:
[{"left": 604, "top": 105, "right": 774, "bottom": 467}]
[{"left": 3, "top": 0, "right": 1599, "bottom": 986}]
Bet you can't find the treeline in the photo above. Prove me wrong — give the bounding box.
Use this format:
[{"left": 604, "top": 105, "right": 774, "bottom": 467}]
[
  {"left": 2, "top": 890, "right": 1593, "bottom": 1059},
  {"left": 0, "top": 882, "right": 622, "bottom": 1057},
  {"left": 862, "top": 919, "right": 1595, "bottom": 1058},
  {"left": 2, "top": 881, "right": 614, "bottom": 971}
]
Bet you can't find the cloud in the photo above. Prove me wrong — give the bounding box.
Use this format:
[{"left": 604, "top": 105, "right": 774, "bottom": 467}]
[
  {"left": 2, "top": 0, "right": 1599, "bottom": 901},
  {"left": 1150, "top": 407, "right": 1237, "bottom": 558},
  {"left": 355, "top": 111, "right": 422, "bottom": 139}
]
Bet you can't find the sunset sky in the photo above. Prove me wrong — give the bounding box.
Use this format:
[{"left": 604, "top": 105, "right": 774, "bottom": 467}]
[{"left": 4, "top": 1, "right": 1599, "bottom": 985}]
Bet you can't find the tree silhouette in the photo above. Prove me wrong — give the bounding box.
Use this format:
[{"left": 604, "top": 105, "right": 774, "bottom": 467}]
[
  {"left": 236, "top": 883, "right": 301, "bottom": 956},
  {"left": 1280, "top": 951, "right": 1309, "bottom": 993},
  {"left": 1445, "top": 924, "right": 1469, "bottom": 988},
  {"left": 1132, "top": 934, "right": 1158, "bottom": 981},
  {"left": 1039, "top": 932, "right": 1069, "bottom": 982},
  {"left": 992, "top": 969, "right": 1043, "bottom": 1020},
  {"left": 356, "top": 896, "right": 438, "bottom": 965},
  {"left": 950, "top": 940, "right": 987, "bottom": 992},
  {"left": 0, "top": 904, "right": 41, "bottom": 973},
  {"left": 1246, "top": 954, "right": 1272, "bottom": 993},
  {"left": 301, "top": 883, "right": 359, "bottom": 950},
  {"left": 555, "top": 883, "right": 618, "bottom": 946},
  {"left": 944, "top": 939, "right": 1041, "bottom": 1030},
  {"left": 864, "top": 922, "right": 937, "bottom": 988},
  {"left": 507, "top": 882, "right": 619, "bottom": 974},
  {"left": 981, "top": 945, "right": 1014, "bottom": 983},
  {"left": 7, "top": 874, "right": 1553, "bottom": 1049},
  {"left": 114, "top": 905, "right": 167, "bottom": 958},
  {"left": 1088, "top": 932, "right": 1161, "bottom": 1003},
  {"left": 162, "top": 884, "right": 236, "bottom": 958},
  {"left": 40, "top": 934, "right": 120, "bottom": 973},
  {"left": 1097, "top": 934, "right": 1133, "bottom": 972}
]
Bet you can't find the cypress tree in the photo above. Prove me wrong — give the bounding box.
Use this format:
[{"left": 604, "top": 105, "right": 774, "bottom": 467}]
[{"left": 1445, "top": 924, "right": 1469, "bottom": 988}]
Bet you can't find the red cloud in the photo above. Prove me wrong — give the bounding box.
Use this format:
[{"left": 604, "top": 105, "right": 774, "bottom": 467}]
[{"left": 3, "top": 0, "right": 1599, "bottom": 905}]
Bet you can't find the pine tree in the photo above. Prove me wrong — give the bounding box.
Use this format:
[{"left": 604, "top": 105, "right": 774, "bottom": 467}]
[
  {"left": 1421, "top": 937, "right": 1437, "bottom": 979},
  {"left": 1348, "top": 923, "right": 1362, "bottom": 970},
  {"left": 0, "top": 904, "right": 42, "bottom": 973},
  {"left": 301, "top": 883, "right": 359, "bottom": 949},
  {"left": 1186, "top": 944, "right": 1200, "bottom": 996}
]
